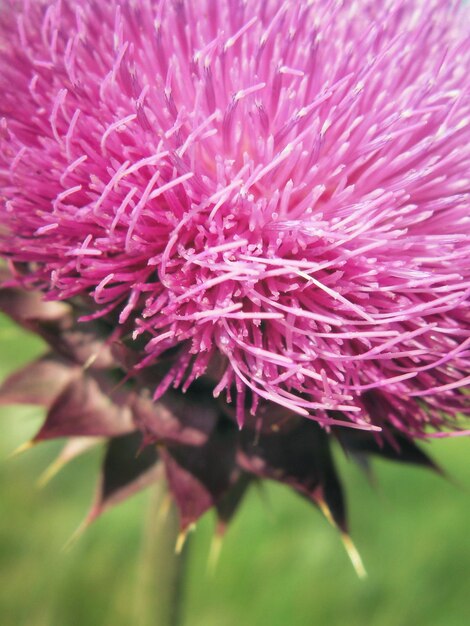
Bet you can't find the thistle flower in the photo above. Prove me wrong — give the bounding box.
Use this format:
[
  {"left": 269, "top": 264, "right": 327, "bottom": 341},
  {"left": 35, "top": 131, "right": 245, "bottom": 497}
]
[{"left": 0, "top": 0, "right": 469, "bottom": 554}]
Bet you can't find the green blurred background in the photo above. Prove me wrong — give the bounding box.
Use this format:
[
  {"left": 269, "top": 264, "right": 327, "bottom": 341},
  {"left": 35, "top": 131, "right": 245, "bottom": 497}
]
[{"left": 1, "top": 312, "right": 469, "bottom": 626}]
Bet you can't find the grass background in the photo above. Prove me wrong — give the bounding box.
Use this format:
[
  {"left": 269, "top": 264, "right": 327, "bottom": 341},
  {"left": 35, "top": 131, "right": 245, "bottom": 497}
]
[{"left": 1, "top": 313, "right": 469, "bottom": 626}]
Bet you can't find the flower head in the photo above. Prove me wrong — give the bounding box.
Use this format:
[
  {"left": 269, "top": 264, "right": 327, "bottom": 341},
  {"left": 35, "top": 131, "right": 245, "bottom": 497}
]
[{"left": 0, "top": 0, "right": 469, "bottom": 555}]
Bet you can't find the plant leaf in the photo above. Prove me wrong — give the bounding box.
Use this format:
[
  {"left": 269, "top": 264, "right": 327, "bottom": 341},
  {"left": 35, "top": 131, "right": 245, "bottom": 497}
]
[
  {"left": 336, "top": 429, "right": 439, "bottom": 471},
  {"left": 162, "top": 419, "right": 239, "bottom": 530},
  {"left": 215, "top": 472, "right": 252, "bottom": 533},
  {"left": 132, "top": 388, "right": 217, "bottom": 447},
  {"left": 239, "top": 420, "right": 347, "bottom": 531},
  {"left": 87, "top": 432, "right": 160, "bottom": 521},
  {"left": 0, "top": 285, "right": 69, "bottom": 327},
  {"left": 35, "top": 374, "right": 135, "bottom": 440},
  {"left": 0, "top": 355, "right": 79, "bottom": 407}
]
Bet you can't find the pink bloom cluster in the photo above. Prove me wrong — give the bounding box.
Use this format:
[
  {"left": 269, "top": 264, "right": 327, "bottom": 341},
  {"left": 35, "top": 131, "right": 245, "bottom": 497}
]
[{"left": 1, "top": 0, "right": 469, "bottom": 437}]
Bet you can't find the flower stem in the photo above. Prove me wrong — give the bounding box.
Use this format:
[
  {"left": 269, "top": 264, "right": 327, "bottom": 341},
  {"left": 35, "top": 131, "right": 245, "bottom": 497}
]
[{"left": 135, "top": 482, "right": 190, "bottom": 626}]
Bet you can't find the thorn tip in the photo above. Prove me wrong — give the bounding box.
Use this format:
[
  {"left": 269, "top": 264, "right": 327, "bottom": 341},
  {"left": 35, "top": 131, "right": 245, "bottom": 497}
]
[
  {"left": 341, "top": 533, "right": 367, "bottom": 579},
  {"left": 8, "top": 439, "right": 35, "bottom": 459}
]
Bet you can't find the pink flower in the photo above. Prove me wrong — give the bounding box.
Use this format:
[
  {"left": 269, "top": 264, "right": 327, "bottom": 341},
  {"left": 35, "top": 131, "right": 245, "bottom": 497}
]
[
  {"left": 0, "top": 0, "right": 470, "bottom": 569},
  {"left": 0, "top": 0, "right": 469, "bottom": 553}
]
